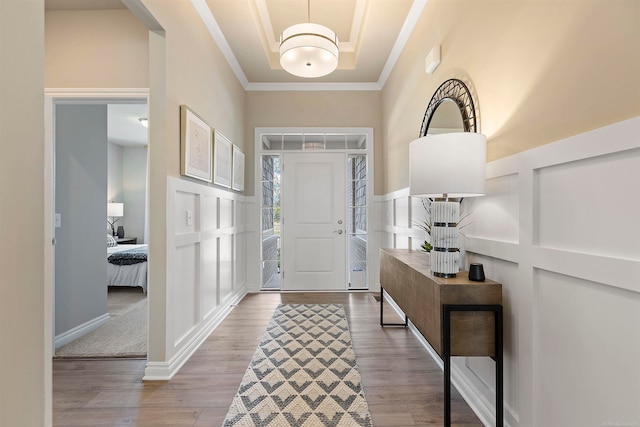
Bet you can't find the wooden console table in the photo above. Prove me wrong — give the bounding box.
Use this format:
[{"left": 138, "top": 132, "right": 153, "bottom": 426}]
[{"left": 379, "top": 248, "right": 503, "bottom": 426}]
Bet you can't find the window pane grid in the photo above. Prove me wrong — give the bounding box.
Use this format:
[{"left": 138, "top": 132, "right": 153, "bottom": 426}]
[
  {"left": 347, "top": 154, "right": 368, "bottom": 288},
  {"left": 260, "top": 155, "right": 281, "bottom": 289}
]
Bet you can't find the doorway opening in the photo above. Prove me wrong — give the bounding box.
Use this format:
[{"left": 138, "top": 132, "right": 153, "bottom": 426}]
[
  {"left": 46, "top": 91, "right": 150, "bottom": 359},
  {"left": 256, "top": 128, "right": 373, "bottom": 291}
]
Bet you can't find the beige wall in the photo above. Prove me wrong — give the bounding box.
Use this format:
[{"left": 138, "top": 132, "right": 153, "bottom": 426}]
[
  {"left": 45, "top": 9, "right": 149, "bottom": 88},
  {"left": 245, "top": 91, "right": 382, "bottom": 195},
  {"left": 382, "top": 0, "right": 640, "bottom": 194},
  {"left": 143, "top": 0, "right": 245, "bottom": 181},
  {"left": 1, "top": 0, "right": 48, "bottom": 425}
]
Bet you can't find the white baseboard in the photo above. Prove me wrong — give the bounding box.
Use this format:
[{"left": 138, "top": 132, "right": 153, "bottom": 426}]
[
  {"left": 142, "top": 286, "right": 248, "bottom": 381},
  {"left": 382, "top": 290, "right": 511, "bottom": 427},
  {"left": 54, "top": 313, "right": 110, "bottom": 349}
]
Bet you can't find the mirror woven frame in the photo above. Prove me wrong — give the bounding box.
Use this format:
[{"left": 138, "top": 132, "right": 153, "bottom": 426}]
[{"left": 419, "top": 78, "right": 477, "bottom": 137}]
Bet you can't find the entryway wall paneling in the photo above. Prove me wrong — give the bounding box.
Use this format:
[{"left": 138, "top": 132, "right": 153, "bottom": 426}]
[
  {"left": 376, "top": 116, "right": 640, "bottom": 427},
  {"left": 143, "top": 177, "right": 252, "bottom": 380}
]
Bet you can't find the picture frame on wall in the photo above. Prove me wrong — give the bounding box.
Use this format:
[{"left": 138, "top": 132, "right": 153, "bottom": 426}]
[
  {"left": 213, "top": 130, "right": 232, "bottom": 188},
  {"left": 232, "top": 145, "right": 245, "bottom": 192},
  {"left": 180, "top": 105, "right": 213, "bottom": 183}
]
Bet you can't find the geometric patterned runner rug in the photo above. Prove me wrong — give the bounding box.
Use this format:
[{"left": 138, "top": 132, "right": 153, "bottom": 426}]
[{"left": 222, "top": 304, "right": 373, "bottom": 426}]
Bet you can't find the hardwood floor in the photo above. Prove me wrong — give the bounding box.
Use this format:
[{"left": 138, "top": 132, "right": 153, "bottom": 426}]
[{"left": 53, "top": 292, "right": 483, "bottom": 426}]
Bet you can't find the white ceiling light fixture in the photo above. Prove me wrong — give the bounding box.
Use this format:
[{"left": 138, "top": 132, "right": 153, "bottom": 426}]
[{"left": 279, "top": 0, "right": 339, "bottom": 78}]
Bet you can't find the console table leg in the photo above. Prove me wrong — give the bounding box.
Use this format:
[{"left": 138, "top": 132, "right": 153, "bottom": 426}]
[
  {"left": 380, "top": 288, "right": 383, "bottom": 326},
  {"left": 443, "top": 310, "right": 452, "bottom": 427},
  {"left": 496, "top": 306, "right": 504, "bottom": 427},
  {"left": 380, "top": 287, "right": 409, "bottom": 327},
  {"left": 443, "top": 304, "right": 504, "bottom": 427}
]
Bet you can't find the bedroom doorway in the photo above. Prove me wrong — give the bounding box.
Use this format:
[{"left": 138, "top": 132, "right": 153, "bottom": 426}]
[{"left": 46, "top": 91, "right": 150, "bottom": 359}]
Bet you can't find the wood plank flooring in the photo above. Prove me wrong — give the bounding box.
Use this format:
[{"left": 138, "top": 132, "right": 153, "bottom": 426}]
[{"left": 53, "top": 292, "right": 483, "bottom": 426}]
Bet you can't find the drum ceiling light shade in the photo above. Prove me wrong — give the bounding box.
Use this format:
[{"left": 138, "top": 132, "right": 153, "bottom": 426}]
[
  {"left": 409, "top": 132, "right": 487, "bottom": 198},
  {"left": 280, "top": 22, "right": 339, "bottom": 78}
]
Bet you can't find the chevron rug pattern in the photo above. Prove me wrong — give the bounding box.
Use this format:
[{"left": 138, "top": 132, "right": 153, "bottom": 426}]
[{"left": 222, "top": 303, "right": 373, "bottom": 427}]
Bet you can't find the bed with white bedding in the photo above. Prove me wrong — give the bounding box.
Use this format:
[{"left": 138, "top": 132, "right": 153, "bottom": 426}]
[{"left": 107, "top": 244, "right": 148, "bottom": 293}]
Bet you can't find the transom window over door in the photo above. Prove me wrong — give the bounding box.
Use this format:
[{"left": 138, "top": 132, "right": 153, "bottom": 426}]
[{"left": 256, "top": 128, "right": 373, "bottom": 291}]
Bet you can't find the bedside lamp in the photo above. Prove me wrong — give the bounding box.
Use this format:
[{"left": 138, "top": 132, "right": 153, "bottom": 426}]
[
  {"left": 107, "top": 202, "right": 124, "bottom": 237},
  {"left": 409, "top": 132, "right": 486, "bottom": 277}
]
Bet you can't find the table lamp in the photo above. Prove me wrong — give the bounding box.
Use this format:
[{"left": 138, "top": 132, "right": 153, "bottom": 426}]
[
  {"left": 107, "top": 202, "right": 124, "bottom": 237},
  {"left": 409, "top": 132, "right": 486, "bottom": 277}
]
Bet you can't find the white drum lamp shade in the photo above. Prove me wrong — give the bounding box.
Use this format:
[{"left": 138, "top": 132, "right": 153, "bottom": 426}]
[
  {"left": 280, "top": 23, "right": 339, "bottom": 78},
  {"left": 107, "top": 202, "right": 124, "bottom": 237},
  {"left": 107, "top": 202, "right": 124, "bottom": 217},
  {"left": 409, "top": 132, "right": 487, "bottom": 198}
]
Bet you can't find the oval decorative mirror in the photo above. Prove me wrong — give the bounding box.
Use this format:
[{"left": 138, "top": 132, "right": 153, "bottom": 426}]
[{"left": 419, "top": 78, "right": 476, "bottom": 137}]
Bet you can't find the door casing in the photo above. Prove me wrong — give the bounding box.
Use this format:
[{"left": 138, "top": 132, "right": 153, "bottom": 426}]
[{"left": 254, "top": 127, "right": 375, "bottom": 292}]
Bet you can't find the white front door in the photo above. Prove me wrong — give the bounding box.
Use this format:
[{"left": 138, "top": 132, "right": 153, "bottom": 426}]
[{"left": 281, "top": 152, "right": 346, "bottom": 291}]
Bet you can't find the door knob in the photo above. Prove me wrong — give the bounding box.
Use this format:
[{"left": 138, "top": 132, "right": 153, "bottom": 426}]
[
  {"left": 338, "top": 220, "right": 343, "bottom": 224},
  {"left": 334, "top": 230, "right": 343, "bottom": 234}
]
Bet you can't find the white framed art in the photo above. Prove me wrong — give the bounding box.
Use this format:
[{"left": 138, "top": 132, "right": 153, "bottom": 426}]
[
  {"left": 213, "top": 130, "right": 232, "bottom": 188},
  {"left": 232, "top": 145, "right": 245, "bottom": 192},
  {"left": 180, "top": 105, "right": 212, "bottom": 183}
]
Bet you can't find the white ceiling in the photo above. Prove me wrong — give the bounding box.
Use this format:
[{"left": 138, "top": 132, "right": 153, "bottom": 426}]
[
  {"left": 45, "top": 0, "right": 427, "bottom": 90},
  {"left": 107, "top": 104, "right": 148, "bottom": 147},
  {"left": 199, "top": 0, "right": 424, "bottom": 88}
]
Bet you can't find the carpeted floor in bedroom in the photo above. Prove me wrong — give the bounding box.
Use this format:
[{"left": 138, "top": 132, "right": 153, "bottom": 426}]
[{"left": 54, "top": 287, "right": 147, "bottom": 359}]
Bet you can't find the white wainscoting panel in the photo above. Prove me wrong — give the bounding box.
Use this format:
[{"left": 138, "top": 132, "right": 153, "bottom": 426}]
[
  {"left": 535, "top": 148, "right": 640, "bottom": 259},
  {"left": 201, "top": 229, "right": 218, "bottom": 320},
  {"left": 410, "top": 196, "right": 427, "bottom": 251},
  {"left": 235, "top": 232, "right": 246, "bottom": 289},
  {"left": 144, "top": 177, "right": 251, "bottom": 380},
  {"left": 202, "top": 194, "right": 217, "bottom": 231},
  {"left": 376, "top": 117, "right": 640, "bottom": 427},
  {"left": 219, "top": 234, "right": 233, "bottom": 302},
  {"left": 466, "top": 173, "right": 519, "bottom": 243},
  {"left": 220, "top": 197, "right": 234, "bottom": 229},
  {"left": 173, "top": 243, "right": 198, "bottom": 347},
  {"left": 534, "top": 269, "right": 640, "bottom": 427},
  {"left": 383, "top": 199, "right": 393, "bottom": 228},
  {"left": 394, "top": 196, "right": 409, "bottom": 228}
]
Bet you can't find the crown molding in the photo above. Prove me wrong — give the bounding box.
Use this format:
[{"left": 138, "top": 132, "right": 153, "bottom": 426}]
[
  {"left": 190, "top": 0, "right": 250, "bottom": 88},
  {"left": 377, "top": 0, "right": 428, "bottom": 88},
  {"left": 245, "top": 81, "right": 383, "bottom": 92}
]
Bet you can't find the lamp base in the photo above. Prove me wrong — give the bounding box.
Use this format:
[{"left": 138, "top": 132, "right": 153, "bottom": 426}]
[
  {"left": 433, "top": 271, "right": 457, "bottom": 278},
  {"left": 430, "top": 250, "right": 460, "bottom": 278},
  {"left": 429, "top": 201, "right": 460, "bottom": 277}
]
